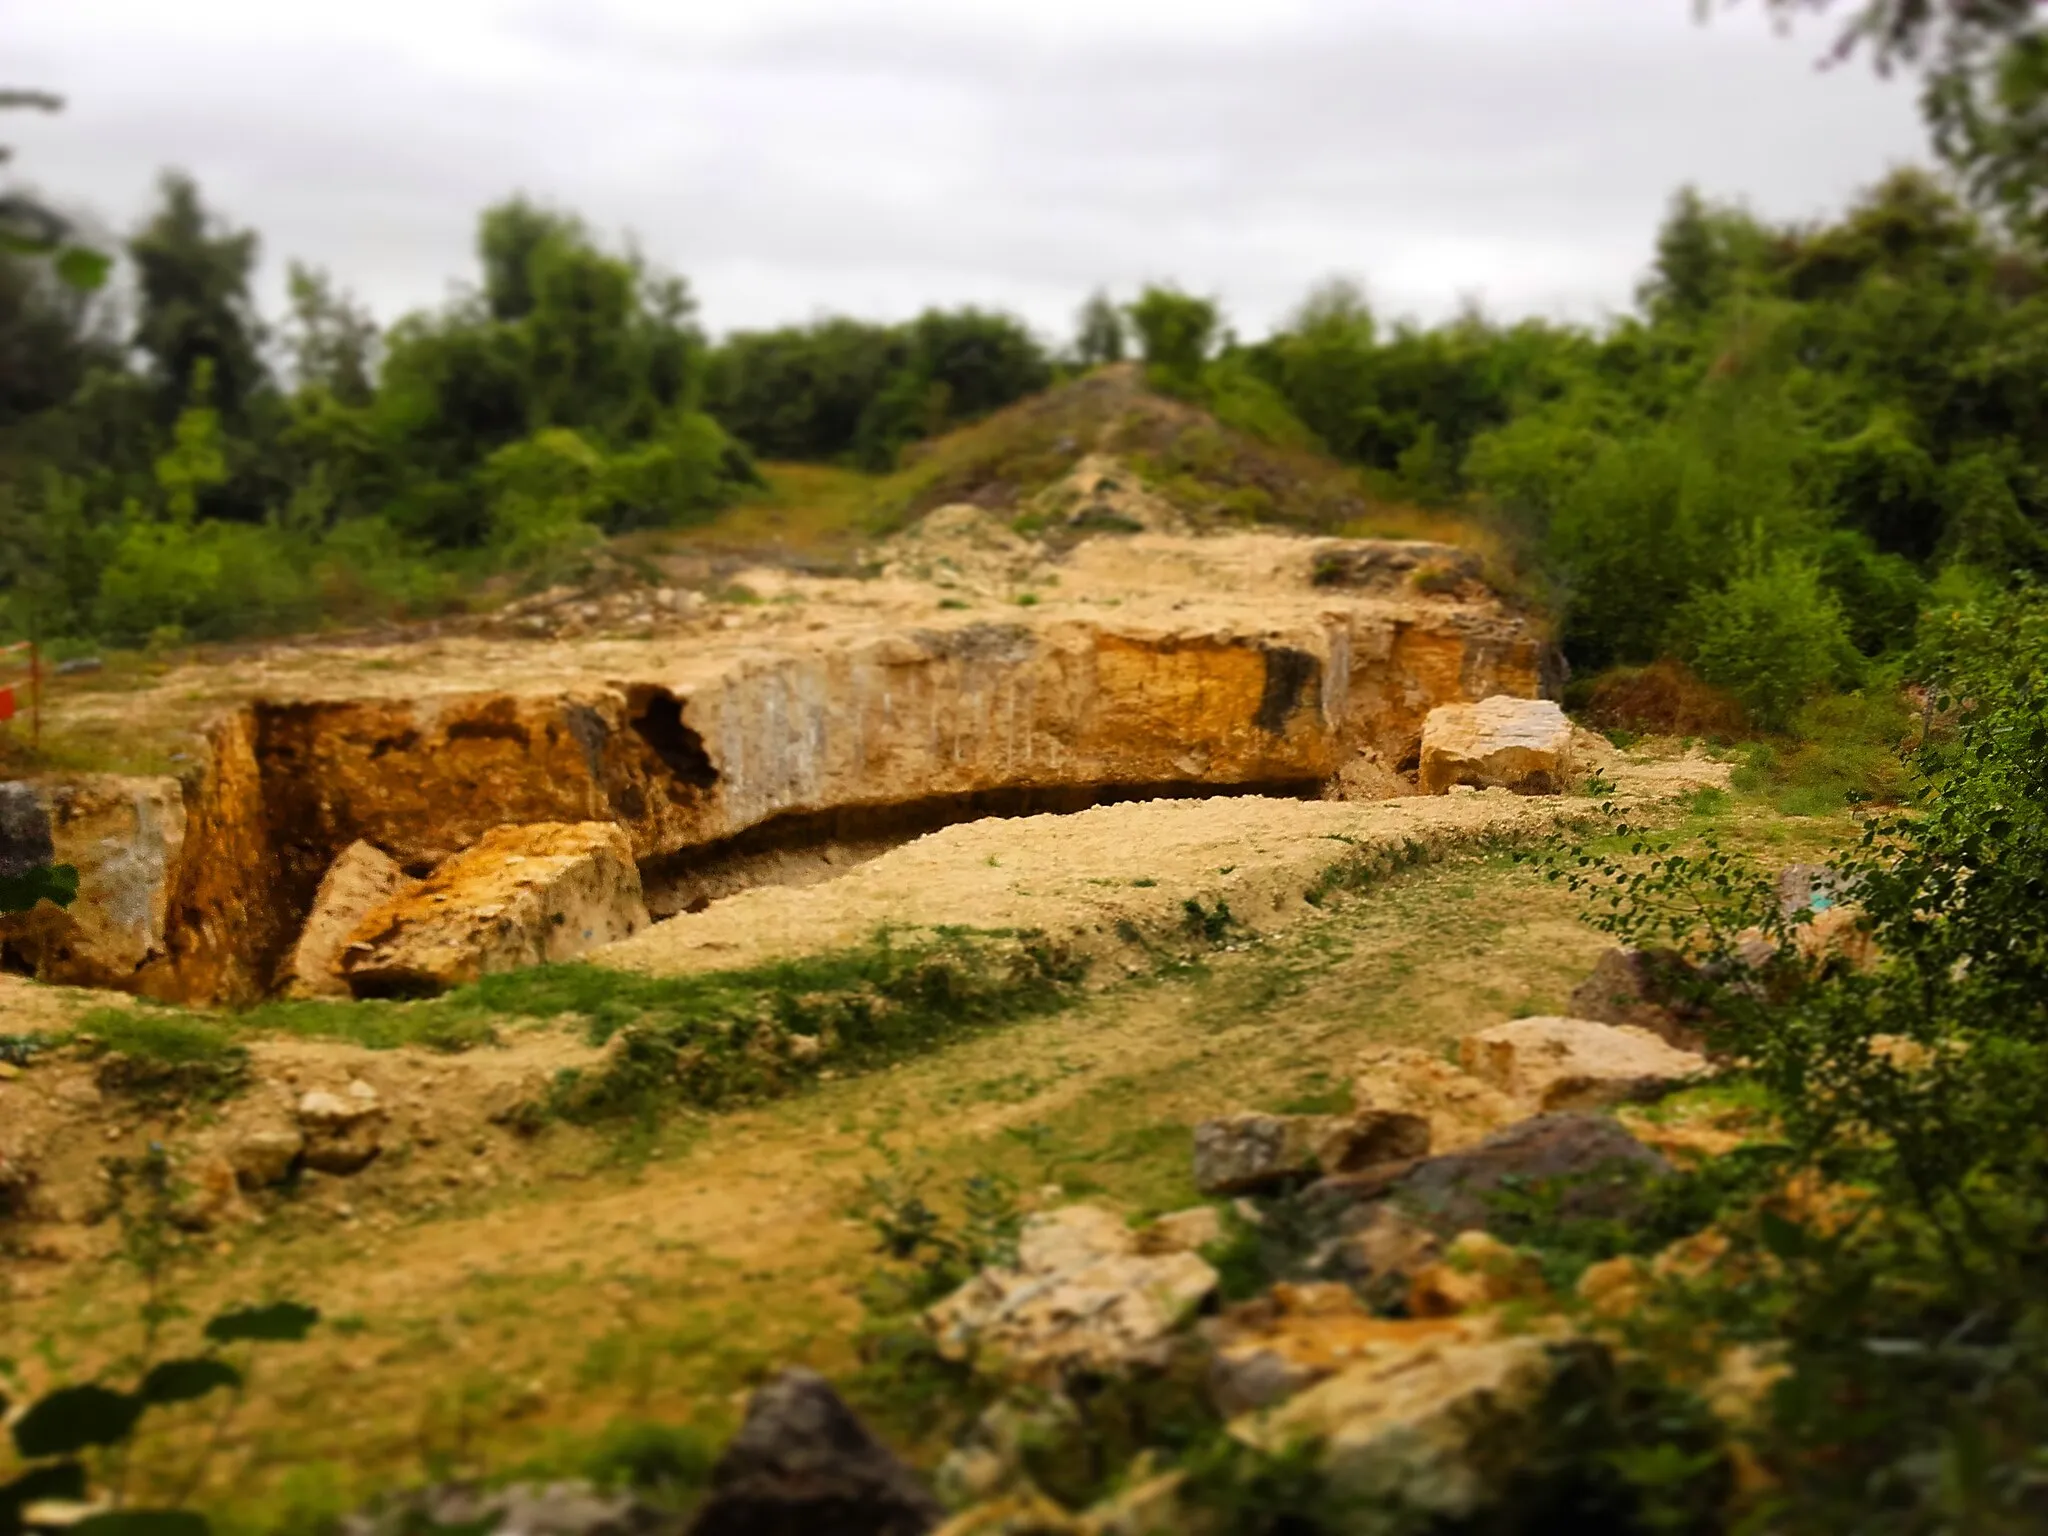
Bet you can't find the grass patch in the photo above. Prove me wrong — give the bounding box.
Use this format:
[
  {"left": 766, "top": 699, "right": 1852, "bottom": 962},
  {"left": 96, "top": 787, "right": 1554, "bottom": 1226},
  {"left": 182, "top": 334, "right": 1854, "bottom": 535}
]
[
  {"left": 81, "top": 931, "right": 1091, "bottom": 1123},
  {"left": 1729, "top": 687, "right": 1915, "bottom": 817}
]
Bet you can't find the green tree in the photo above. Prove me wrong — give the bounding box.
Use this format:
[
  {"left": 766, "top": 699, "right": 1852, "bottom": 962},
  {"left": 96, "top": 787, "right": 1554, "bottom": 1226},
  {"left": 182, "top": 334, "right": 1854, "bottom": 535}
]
[
  {"left": 1073, "top": 289, "right": 1126, "bottom": 365},
  {"left": 1672, "top": 552, "right": 1856, "bottom": 728},
  {"left": 128, "top": 171, "right": 268, "bottom": 424},
  {"left": 282, "top": 262, "right": 378, "bottom": 405},
  {"left": 1125, "top": 285, "right": 1219, "bottom": 390}
]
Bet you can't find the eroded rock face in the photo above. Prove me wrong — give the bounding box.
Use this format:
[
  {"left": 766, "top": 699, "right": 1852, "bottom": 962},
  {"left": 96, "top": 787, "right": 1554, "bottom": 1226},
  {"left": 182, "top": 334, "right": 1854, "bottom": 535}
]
[
  {"left": 340, "top": 823, "right": 649, "bottom": 998},
  {"left": 689, "top": 1367, "right": 942, "bottom": 1536},
  {"left": 925, "top": 1205, "right": 1217, "bottom": 1382},
  {"left": 1419, "top": 696, "right": 1573, "bottom": 795},
  {"left": 1459, "top": 1016, "right": 1708, "bottom": 1112},
  {"left": 28, "top": 535, "right": 1554, "bottom": 1005},
  {"left": 284, "top": 841, "right": 412, "bottom": 999},
  {"left": 0, "top": 775, "right": 186, "bottom": 988}
]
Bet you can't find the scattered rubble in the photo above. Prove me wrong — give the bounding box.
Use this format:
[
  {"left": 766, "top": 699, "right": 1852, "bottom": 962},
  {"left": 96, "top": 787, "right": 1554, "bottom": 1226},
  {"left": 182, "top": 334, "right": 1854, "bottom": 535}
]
[{"left": 1350, "top": 1046, "right": 1518, "bottom": 1152}]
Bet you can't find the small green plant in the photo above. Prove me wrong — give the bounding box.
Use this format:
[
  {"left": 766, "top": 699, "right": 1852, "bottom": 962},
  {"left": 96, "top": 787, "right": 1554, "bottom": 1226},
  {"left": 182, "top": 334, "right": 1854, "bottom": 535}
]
[{"left": 0, "top": 1298, "right": 320, "bottom": 1536}]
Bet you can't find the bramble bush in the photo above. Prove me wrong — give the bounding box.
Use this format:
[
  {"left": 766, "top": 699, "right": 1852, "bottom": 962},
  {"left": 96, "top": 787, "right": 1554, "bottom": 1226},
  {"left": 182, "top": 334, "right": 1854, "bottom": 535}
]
[{"left": 1537, "top": 584, "right": 2048, "bottom": 1530}]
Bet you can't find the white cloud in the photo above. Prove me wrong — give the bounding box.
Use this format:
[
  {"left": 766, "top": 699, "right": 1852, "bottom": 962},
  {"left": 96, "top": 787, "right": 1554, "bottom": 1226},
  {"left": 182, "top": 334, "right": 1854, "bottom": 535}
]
[{"left": 7, "top": 0, "right": 1930, "bottom": 342}]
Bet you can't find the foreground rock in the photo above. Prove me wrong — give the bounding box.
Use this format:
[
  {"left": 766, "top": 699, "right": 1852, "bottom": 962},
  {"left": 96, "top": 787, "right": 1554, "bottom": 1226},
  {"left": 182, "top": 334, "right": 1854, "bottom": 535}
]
[
  {"left": 1313, "top": 1114, "right": 1671, "bottom": 1238},
  {"left": 1418, "top": 696, "right": 1573, "bottom": 795},
  {"left": 688, "top": 1367, "right": 942, "bottom": 1536},
  {"left": 0, "top": 775, "right": 187, "bottom": 988},
  {"left": 1192, "top": 1110, "right": 1427, "bottom": 1196},
  {"left": 284, "top": 840, "right": 412, "bottom": 998},
  {"left": 925, "top": 1206, "right": 1216, "bottom": 1382},
  {"left": 1201, "top": 1282, "right": 1479, "bottom": 1416},
  {"left": 340, "top": 822, "right": 650, "bottom": 998},
  {"left": 1233, "top": 1329, "right": 1585, "bottom": 1519},
  {"left": 1459, "top": 1016, "right": 1708, "bottom": 1112}
]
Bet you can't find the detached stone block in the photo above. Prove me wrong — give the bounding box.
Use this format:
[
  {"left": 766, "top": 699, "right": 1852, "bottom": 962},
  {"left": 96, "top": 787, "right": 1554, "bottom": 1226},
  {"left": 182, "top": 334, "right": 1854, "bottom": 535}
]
[{"left": 340, "top": 822, "right": 649, "bottom": 999}]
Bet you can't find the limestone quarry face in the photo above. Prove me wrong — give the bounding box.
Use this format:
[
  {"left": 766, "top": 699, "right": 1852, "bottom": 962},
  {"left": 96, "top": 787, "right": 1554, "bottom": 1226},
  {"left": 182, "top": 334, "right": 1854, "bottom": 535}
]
[{"left": 9, "top": 523, "right": 1559, "bottom": 1004}]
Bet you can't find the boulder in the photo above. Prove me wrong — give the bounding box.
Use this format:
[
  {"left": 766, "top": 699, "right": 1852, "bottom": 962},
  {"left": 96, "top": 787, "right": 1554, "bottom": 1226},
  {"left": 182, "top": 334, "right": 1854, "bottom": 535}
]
[
  {"left": 1567, "top": 948, "right": 1709, "bottom": 1052},
  {"left": 340, "top": 822, "right": 650, "bottom": 999},
  {"left": 343, "top": 1481, "right": 675, "bottom": 1536},
  {"left": 1418, "top": 696, "right": 1573, "bottom": 796},
  {"left": 1351, "top": 1047, "right": 1518, "bottom": 1152},
  {"left": 1312, "top": 1114, "right": 1671, "bottom": 1239},
  {"left": 925, "top": 1206, "right": 1217, "bottom": 1383},
  {"left": 1459, "top": 1016, "right": 1708, "bottom": 1112},
  {"left": 1232, "top": 1330, "right": 1579, "bottom": 1519},
  {"left": 0, "top": 775, "right": 187, "bottom": 988},
  {"left": 296, "top": 1080, "right": 384, "bottom": 1175},
  {"left": 688, "top": 1367, "right": 942, "bottom": 1536},
  {"left": 284, "top": 841, "right": 412, "bottom": 999},
  {"left": 227, "top": 1125, "right": 305, "bottom": 1188},
  {"left": 1201, "top": 1283, "right": 1479, "bottom": 1417},
  {"left": 1192, "top": 1111, "right": 1426, "bottom": 1197}
]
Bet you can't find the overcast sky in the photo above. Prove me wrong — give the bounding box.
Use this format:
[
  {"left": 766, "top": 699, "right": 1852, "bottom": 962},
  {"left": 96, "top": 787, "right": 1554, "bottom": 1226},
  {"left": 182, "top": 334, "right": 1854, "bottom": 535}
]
[{"left": 9, "top": 0, "right": 1930, "bottom": 343}]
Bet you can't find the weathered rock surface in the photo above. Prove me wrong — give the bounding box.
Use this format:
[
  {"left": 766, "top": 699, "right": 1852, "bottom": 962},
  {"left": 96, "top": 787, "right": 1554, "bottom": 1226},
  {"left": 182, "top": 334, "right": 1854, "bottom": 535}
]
[
  {"left": 0, "top": 775, "right": 187, "bottom": 988},
  {"left": 284, "top": 840, "right": 412, "bottom": 999},
  {"left": 1395, "top": 1115, "right": 1669, "bottom": 1234},
  {"left": 340, "top": 822, "right": 649, "bottom": 998},
  {"left": 688, "top": 1367, "right": 942, "bottom": 1536},
  {"left": 1192, "top": 1111, "right": 1428, "bottom": 1196},
  {"left": 926, "top": 1205, "right": 1217, "bottom": 1381},
  {"left": 296, "top": 1080, "right": 384, "bottom": 1175},
  {"left": 1201, "top": 1282, "right": 1479, "bottom": 1417},
  {"left": 1460, "top": 1016, "right": 1708, "bottom": 1112},
  {"left": 227, "top": 1125, "right": 305, "bottom": 1188},
  {"left": 1419, "top": 695, "right": 1573, "bottom": 795},
  {"left": 1351, "top": 1046, "right": 1518, "bottom": 1152},
  {"left": 1232, "top": 1329, "right": 1578, "bottom": 1519}
]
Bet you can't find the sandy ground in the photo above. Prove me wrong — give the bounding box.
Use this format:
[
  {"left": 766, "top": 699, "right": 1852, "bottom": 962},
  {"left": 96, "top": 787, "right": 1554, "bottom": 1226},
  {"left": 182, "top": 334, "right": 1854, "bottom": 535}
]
[{"left": 593, "top": 749, "right": 1726, "bottom": 978}]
